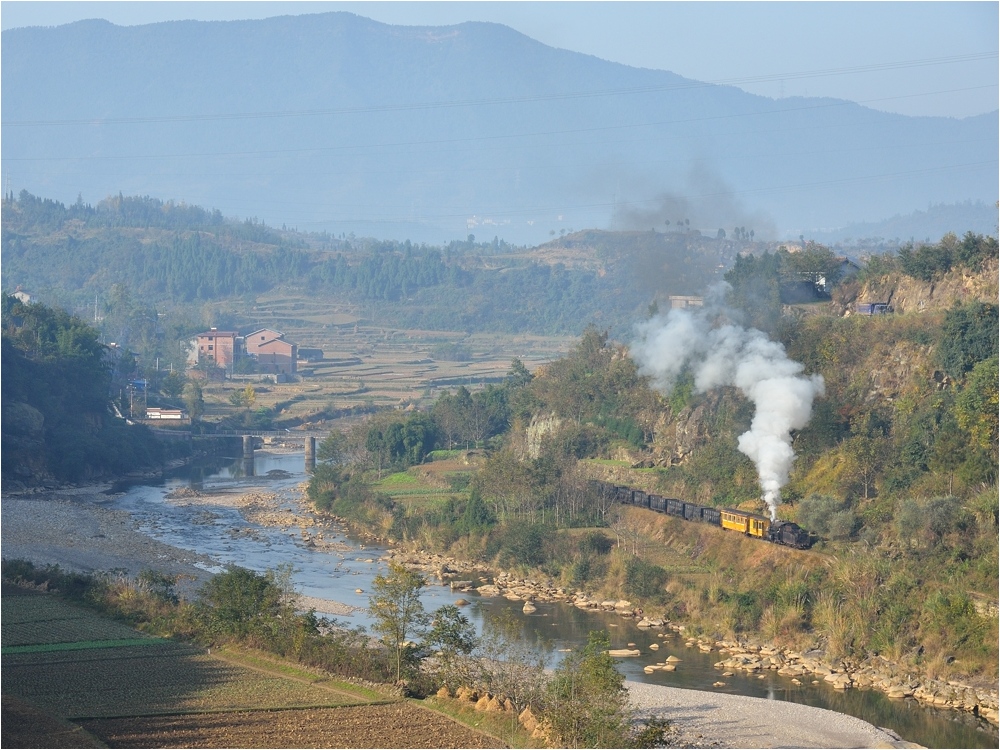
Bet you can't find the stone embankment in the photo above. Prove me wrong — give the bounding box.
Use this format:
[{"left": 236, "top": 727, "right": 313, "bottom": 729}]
[
  {"left": 390, "top": 549, "right": 998, "bottom": 728},
  {"left": 711, "top": 639, "right": 999, "bottom": 726},
  {"left": 435, "top": 685, "right": 552, "bottom": 742}
]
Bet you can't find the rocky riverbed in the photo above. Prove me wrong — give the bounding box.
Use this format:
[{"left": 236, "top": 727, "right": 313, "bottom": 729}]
[
  {"left": 711, "top": 639, "right": 999, "bottom": 725},
  {"left": 387, "top": 547, "right": 999, "bottom": 728},
  {"left": 165, "top": 484, "right": 357, "bottom": 556}
]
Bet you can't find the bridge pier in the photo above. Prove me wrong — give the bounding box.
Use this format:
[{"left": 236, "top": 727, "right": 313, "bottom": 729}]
[
  {"left": 242, "top": 435, "right": 255, "bottom": 477},
  {"left": 305, "top": 436, "right": 316, "bottom": 473}
]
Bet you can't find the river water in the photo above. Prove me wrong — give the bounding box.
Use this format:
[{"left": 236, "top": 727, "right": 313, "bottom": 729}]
[{"left": 108, "top": 451, "right": 997, "bottom": 749}]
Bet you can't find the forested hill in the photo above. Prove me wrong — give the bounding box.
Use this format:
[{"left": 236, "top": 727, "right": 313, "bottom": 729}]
[
  {"left": 1, "top": 295, "right": 167, "bottom": 485},
  {"left": 1, "top": 191, "right": 747, "bottom": 341}
]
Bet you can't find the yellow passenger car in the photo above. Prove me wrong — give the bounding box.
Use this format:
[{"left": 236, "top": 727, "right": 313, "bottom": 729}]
[{"left": 720, "top": 509, "right": 771, "bottom": 538}]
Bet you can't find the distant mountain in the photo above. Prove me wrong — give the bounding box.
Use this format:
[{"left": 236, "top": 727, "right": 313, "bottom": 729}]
[
  {"left": 806, "top": 201, "right": 998, "bottom": 246},
  {"left": 2, "top": 12, "right": 997, "bottom": 244}
]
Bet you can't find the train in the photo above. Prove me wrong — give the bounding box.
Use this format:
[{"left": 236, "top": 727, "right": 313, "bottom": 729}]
[{"left": 587, "top": 480, "right": 814, "bottom": 549}]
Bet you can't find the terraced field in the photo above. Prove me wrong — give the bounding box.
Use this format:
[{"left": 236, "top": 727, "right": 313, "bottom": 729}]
[
  {"left": 1, "top": 584, "right": 501, "bottom": 748},
  {"left": 371, "top": 455, "right": 481, "bottom": 512},
  {"left": 200, "top": 291, "right": 573, "bottom": 425}
]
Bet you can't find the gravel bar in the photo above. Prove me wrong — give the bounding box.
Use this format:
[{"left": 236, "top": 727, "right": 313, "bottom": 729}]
[
  {"left": 627, "top": 680, "right": 921, "bottom": 748},
  {"left": 1, "top": 489, "right": 218, "bottom": 596}
]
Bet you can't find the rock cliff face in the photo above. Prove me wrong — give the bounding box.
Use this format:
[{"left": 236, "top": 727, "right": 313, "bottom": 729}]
[
  {"left": 852, "top": 336, "right": 937, "bottom": 403},
  {"left": 1, "top": 400, "right": 53, "bottom": 485},
  {"left": 525, "top": 412, "right": 563, "bottom": 459},
  {"left": 648, "top": 394, "right": 723, "bottom": 468},
  {"left": 837, "top": 256, "right": 998, "bottom": 316}
]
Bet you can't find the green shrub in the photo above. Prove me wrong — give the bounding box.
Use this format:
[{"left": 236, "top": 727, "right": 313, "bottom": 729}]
[
  {"left": 544, "top": 630, "right": 633, "bottom": 748},
  {"left": 898, "top": 241, "right": 953, "bottom": 281},
  {"left": 197, "top": 565, "right": 311, "bottom": 646},
  {"left": 2, "top": 559, "right": 95, "bottom": 599},
  {"left": 488, "top": 521, "right": 549, "bottom": 568},
  {"left": 937, "top": 302, "right": 999, "bottom": 378},
  {"left": 797, "top": 494, "right": 857, "bottom": 540},
  {"left": 624, "top": 557, "right": 668, "bottom": 600},
  {"left": 727, "top": 590, "right": 763, "bottom": 632},
  {"left": 446, "top": 472, "right": 471, "bottom": 491},
  {"left": 454, "top": 489, "right": 495, "bottom": 535},
  {"left": 922, "top": 590, "right": 992, "bottom": 659},
  {"left": 580, "top": 531, "right": 613, "bottom": 555}
]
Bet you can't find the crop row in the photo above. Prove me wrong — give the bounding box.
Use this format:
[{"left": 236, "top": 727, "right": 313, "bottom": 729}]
[
  {"left": 3, "top": 649, "right": 356, "bottom": 719},
  {"left": 2, "top": 615, "right": 148, "bottom": 647},
  {"left": 2, "top": 591, "right": 149, "bottom": 647}
]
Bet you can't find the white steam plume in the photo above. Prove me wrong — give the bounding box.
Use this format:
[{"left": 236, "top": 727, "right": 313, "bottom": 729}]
[{"left": 631, "top": 292, "right": 824, "bottom": 520}]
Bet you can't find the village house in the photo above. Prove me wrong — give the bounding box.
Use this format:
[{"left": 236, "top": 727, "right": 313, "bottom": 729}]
[
  {"left": 244, "top": 328, "right": 298, "bottom": 374},
  {"left": 243, "top": 328, "right": 283, "bottom": 356},
  {"left": 188, "top": 327, "right": 299, "bottom": 377},
  {"left": 194, "top": 328, "right": 241, "bottom": 369},
  {"left": 668, "top": 295, "right": 704, "bottom": 310}
]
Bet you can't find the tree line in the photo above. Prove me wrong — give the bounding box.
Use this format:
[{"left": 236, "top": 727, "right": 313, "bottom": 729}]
[
  {"left": 1, "top": 295, "right": 173, "bottom": 482},
  {"left": 2, "top": 191, "right": 723, "bottom": 340}
]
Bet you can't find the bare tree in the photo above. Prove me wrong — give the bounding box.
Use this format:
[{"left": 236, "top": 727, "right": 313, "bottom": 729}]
[
  {"left": 466, "top": 611, "right": 549, "bottom": 739},
  {"left": 591, "top": 481, "right": 619, "bottom": 524},
  {"left": 608, "top": 506, "right": 644, "bottom": 556}
]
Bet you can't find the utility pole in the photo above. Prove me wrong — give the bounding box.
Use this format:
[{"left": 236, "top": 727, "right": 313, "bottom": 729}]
[{"left": 611, "top": 183, "right": 618, "bottom": 231}]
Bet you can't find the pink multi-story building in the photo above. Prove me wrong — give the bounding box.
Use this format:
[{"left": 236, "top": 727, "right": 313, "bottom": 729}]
[
  {"left": 195, "top": 328, "right": 240, "bottom": 369},
  {"left": 244, "top": 328, "right": 298, "bottom": 374}
]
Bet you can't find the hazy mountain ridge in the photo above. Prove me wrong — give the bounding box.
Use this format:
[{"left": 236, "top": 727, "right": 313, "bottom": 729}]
[
  {"left": 808, "top": 201, "right": 998, "bottom": 245},
  {"left": 3, "top": 12, "right": 996, "bottom": 244}
]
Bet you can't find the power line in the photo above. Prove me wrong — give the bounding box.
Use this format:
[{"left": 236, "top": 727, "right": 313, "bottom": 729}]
[
  {"left": 4, "top": 84, "right": 995, "bottom": 165},
  {"left": 19, "top": 133, "right": 993, "bottom": 187},
  {"left": 3, "top": 52, "right": 995, "bottom": 127}
]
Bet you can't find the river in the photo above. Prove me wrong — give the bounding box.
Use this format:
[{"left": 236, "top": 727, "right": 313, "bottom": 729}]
[{"left": 108, "top": 450, "right": 997, "bottom": 749}]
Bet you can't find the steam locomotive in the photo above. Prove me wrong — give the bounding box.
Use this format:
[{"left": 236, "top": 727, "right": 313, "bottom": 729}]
[{"left": 587, "top": 480, "right": 813, "bottom": 549}]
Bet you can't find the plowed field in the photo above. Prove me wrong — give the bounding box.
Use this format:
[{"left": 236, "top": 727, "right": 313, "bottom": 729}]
[
  {"left": 82, "top": 704, "right": 499, "bottom": 748},
  {"left": 2, "top": 585, "right": 504, "bottom": 748}
]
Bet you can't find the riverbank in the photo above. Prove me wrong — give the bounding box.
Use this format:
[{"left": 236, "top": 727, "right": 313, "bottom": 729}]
[
  {"left": 0, "top": 482, "right": 980, "bottom": 747},
  {"left": 625, "top": 680, "right": 920, "bottom": 748},
  {"left": 0, "top": 483, "right": 357, "bottom": 615},
  {"left": 385, "top": 547, "right": 1000, "bottom": 728},
  {"left": 128, "top": 474, "right": 1000, "bottom": 735},
  {"left": 1, "top": 487, "right": 216, "bottom": 598}
]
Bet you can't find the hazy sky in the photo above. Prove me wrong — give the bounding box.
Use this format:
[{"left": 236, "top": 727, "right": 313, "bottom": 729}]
[{"left": 3, "top": 1, "right": 997, "bottom": 118}]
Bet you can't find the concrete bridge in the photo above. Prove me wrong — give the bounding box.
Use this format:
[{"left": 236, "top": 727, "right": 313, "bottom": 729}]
[{"left": 191, "top": 430, "right": 326, "bottom": 473}]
